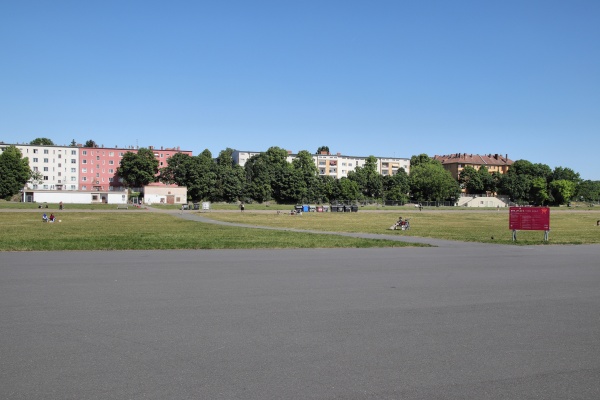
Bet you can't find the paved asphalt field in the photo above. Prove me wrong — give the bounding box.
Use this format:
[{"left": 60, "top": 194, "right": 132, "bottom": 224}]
[{"left": 1, "top": 243, "right": 599, "bottom": 399}]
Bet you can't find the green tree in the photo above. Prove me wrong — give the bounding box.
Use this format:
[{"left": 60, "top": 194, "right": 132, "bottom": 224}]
[
  {"left": 29, "top": 138, "right": 54, "bottom": 146},
  {"left": 85, "top": 140, "right": 97, "bottom": 148},
  {"left": 575, "top": 180, "right": 600, "bottom": 203},
  {"left": 499, "top": 173, "right": 531, "bottom": 204},
  {"left": 212, "top": 148, "right": 245, "bottom": 202},
  {"left": 117, "top": 148, "right": 159, "bottom": 188},
  {"left": 530, "top": 177, "right": 550, "bottom": 205},
  {"left": 69, "top": 139, "right": 77, "bottom": 147},
  {"left": 549, "top": 179, "right": 576, "bottom": 205},
  {"left": 0, "top": 146, "right": 31, "bottom": 199},
  {"left": 316, "top": 146, "right": 330, "bottom": 154},
  {"left": 409, "top": 161, "right": 460, "bottom": 202},
  {"left": 459, "top": 166, "right": 483, "bottom": 193},
  {"left": 409, "top": 153, "right": 433, "bottom": 168},
  {"left": 348, "top": 156, "right": 382, "bottom": 200},
  {"left": 291, "top": 150, "right": 320, "bottom": 202},
  {"left": 337, "top": 177, "right": 361, "bottom": 202},
  {"left": 551, "top": 167, "right": 581, "bottom": 184},
  {"left": 383, "top": 169, "right": 409, "bottom": 203}
]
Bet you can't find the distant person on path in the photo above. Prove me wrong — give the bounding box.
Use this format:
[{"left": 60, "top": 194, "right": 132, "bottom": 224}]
[
  {"left": 240, "top": 203, "right": 245, "bottom": 212},
  {"left": 59, "top": 201, "right": 63, "bottom": 210}
]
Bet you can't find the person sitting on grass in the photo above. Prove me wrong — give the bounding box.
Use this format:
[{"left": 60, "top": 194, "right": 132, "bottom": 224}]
[
  {"left": 49, "top": 213, "right": 56, "bottom": 223},
  {"left": 42, "top": 213, "right": 48, "bottom": 222}
]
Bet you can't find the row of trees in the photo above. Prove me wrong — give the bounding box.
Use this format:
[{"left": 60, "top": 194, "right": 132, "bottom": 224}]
[
  {"left": 458, "top": 159, "right": 600, "bottom": 206},
  {"left": 2, "top": 140, "right": 599, "bottom": 206},
  {"left": 119, "top": 147, "right": 462, "bottom": 204}
]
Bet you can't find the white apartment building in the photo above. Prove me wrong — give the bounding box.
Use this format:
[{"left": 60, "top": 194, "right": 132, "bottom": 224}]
[
  {"left": 232, "top": 150, "right": 410, "bottom": 178},
  {"left": 1, "top": 144, "right": 79, "bottom": 191}
]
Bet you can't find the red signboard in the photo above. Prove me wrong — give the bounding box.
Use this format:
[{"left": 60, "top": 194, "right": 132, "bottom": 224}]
[{"left": 509, "top": 207, "right": 550, "bottom": 231}]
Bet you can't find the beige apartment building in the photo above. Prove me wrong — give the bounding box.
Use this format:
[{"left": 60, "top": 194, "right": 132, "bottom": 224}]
[
  {"left": 433, "top": 153, "right": 513, "bottom": 181},
  {"left": 232, "top": 150, "right": 410, "bottom": 178}
]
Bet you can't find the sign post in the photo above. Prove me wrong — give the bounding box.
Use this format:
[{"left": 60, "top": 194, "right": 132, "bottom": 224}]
[{"left": 509, "top": 207, "right": 550, "bottom": 241}]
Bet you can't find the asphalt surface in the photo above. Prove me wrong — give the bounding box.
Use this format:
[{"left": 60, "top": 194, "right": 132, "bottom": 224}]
[{"left": 2, "top": 238, "right": 600, "bottom": 399}]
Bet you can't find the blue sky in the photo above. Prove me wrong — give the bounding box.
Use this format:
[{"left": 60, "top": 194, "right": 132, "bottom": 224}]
[{"left": 1, "top": 1, "right": 599, "bottom": 179}]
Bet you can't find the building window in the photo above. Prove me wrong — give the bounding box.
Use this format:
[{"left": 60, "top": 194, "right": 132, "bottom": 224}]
[
  {"left": 82, "top": 177, "right": 87, "bottom": 182},
  {"left": 82, "top": 159, "right": 87, "bottom": 164},
  {"left": 96, "top": 156, "right": 100, "bottom": 160},
  {"left": 71, "top": 177, "right": 76, "bottom": 181},
  {"left": 83, "top": 151, "right": 87, "bottom": 155},
  {"left": 33, "top": 167, "right": 38, "bottom": 172},
  {"left": 71, "top": 168, "right": 76, "bottom": 173},
  {"left": 108, "top": 169, "right": 114, "bottom": 173},
  {"left": 109, "top": 160, "right": 114, "bottom": 165},
  {"left": 82, "top": 168, "right": 87, "bottom": 173},
  {"left": 44, "top": 149, "right": 49, "bottom": 154},
  {"left": 71, "top": 150, "right": 76, "bottom": 155},
  {"left": 71, "top": 159, "right": 76, "bottom": 163},
  {"left": 43, "top": 176, "right": 48, "bottom": 180},
  {"left": 33, "top": 149, "right": 38, "bottom": 154},
  {"left": 43, "top": 158, "right": 49, "bottom": 163},
  {"left": 82, "top": 185, "right": 87, "bottom": 190},
  {"left": 43, "top": 185, "right": 48, "bottom": 189},
  {"left": 33, "top": 158, "right": 38, "bottom": 162}
]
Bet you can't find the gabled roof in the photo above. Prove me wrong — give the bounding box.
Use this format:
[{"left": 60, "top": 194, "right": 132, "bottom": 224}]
[{"left": 433, "top": 153, "right": 513, "bottom": 166}]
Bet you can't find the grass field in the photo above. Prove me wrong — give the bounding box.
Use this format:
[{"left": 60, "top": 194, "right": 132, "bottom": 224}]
[
  {"left": 201, "top": 209, "right": 600, "bottom": 245},
  {"left": 0, "top": 212, "right": 422, "bottom": 251}
]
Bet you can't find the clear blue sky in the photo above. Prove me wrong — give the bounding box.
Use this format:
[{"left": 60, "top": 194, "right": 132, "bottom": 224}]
[{"left": 1, "top": 1, "right": 599, "bottom": 179}]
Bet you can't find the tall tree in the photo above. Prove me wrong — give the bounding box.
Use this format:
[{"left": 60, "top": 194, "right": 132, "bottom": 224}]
[
  {"left": 551, "top": 167, "right": 581, "bottom": 184},
  {"left": 85, "top": 140, "right": 97, "bottom": 148},
  {"left": 409, "top": 154, "right": 433, "bottom": 168},
  {"left": 383, "top": 169, "right": 409, "bottom": 203},
  {"left": 212, "top": 148, "right": 245, "bottom": 202},
  {"left": 69, "top": 139, "right": 77, "bottom": 147},
  {"left": 348, "top": 156, "right": 382, "bottom": 200},
  {"left": 0, "top": 146, "right": 31, "bottom": 199},
  {"left": 117, "top": 148, "right": 159, "bottom": 188},
  {"left": 409, "top": 161, "right": 460, "bottom": 202},
  {"left": 459, "top": 166, "right": 484, "bottom": 194},
  {"left": 292, "top": 150, "right": 320, "bottom": 202},
  {"left": 29, "top": 138, "right": 54, "bottom": 146},
  {"left": 549, "top": 180, "right": 576, "bottom": 205},
  {"left": 576, "top": 180, "right": 600, "bottom": 203}
]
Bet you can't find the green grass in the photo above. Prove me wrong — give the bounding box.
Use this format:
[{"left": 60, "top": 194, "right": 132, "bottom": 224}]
[
  {"left": 201, "top": 209, "right": 600, "bottom": 245},
  {"left": 0, "top": 212, "right": 422, "bottom": 251}
]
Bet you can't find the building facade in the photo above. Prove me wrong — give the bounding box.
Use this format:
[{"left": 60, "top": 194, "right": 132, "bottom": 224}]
[
  {"left": 232, "top": 149, "right": 410, "bottom": 178},
  {"left": 433, "top": 153, "right": 513, "bottom": 181},
  {"left": 1, "top": 144, "right": 80, "bottom": 191}
]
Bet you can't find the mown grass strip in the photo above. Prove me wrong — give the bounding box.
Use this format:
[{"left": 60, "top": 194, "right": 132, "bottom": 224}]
[
  {"left": 0, "top": 213, "right": 423, "bottom": 251},
  {"left": 201, "top": 209, "right": 600, "bottom": 245}
]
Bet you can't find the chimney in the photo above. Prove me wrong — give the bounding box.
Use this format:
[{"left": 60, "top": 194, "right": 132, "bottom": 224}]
[{"left": 494, "top": 154, "right": 498, "bottom": 160}]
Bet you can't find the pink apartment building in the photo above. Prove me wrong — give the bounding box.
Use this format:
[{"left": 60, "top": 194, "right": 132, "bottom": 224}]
[{"left": 78, "top": 146, "right": 192, "bottom": 192}]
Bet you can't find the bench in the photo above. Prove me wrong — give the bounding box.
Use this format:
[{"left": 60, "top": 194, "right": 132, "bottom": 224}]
[{"left": 117, "top": 205, "right": 128, "bottom": 209}]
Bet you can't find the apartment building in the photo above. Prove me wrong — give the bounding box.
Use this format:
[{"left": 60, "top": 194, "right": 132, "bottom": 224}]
[
  {"left": 1, "top": 144, "right": 80, "bottom": 191},
  {"left": 78, "top": 145, "right": 192, "bottom": 192},
  {"left": 433, "top": 153, "right": 513, "bottom": 181},
  {"left": 232, "top": 149, "right": 410, "bottom": 178}
]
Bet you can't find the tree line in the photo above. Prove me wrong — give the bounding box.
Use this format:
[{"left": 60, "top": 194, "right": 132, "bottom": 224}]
[{"left": 2, "top": 139, "right": 599, "bottom": 206}]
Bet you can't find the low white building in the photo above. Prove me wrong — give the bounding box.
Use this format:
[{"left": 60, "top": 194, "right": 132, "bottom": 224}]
[
  {"left": 143, "top": 183, "right": 187, "bottom": 205},
  {"left": 24, "top": 190, "right": 128, "bottom": 204}
]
